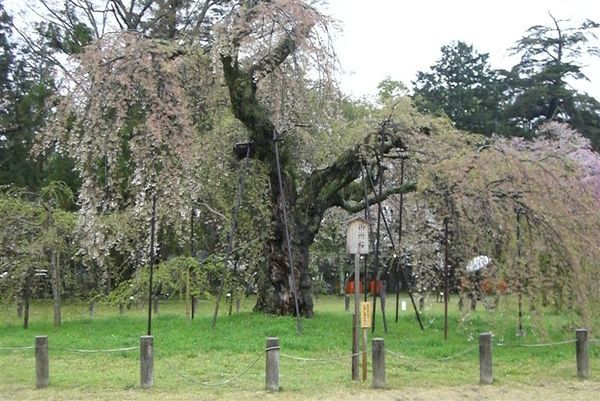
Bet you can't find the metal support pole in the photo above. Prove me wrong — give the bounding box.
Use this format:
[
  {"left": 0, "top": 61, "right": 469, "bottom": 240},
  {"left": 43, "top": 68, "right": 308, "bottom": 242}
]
[
  {"left": 212, "top": 145, "right": 251, "bottom": 329},
  {"left": 396, "top": 157, "right": 405, "bottom": 323},
  {"left": 272, "top": 132, "right": 302, "bottom": 333},
  {"left": 352, "top": 253, "right": 360, "bottom": 381},
  {"left": 147, "top": 194, "right": 157, "bottom": 336},
  {"left": 444, "top": 218, "right": 449, "bottom": 340},
  {"left": 364, "top": 163, "right": 422, "bottom": 330}
]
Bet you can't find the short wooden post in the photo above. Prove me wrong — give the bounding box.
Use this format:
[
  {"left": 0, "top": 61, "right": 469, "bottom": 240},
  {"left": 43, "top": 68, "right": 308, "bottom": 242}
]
[
  {"left": 35, "top": 336, "right": 49, "bottom": 388},
  {"left": 140, "top": 335, "right": 154, "bottom": 389},
  {"left": 372, "top": 338, "right": 385, "bottom": 389},
  {"left": 576, "top": 329, "right": 589, "bottom": 379},
  {"left": 265, "top": 337, "right": 280, "bottom": 391},
  {"left": 479, "top": 332, "right": 492, "bottom": 385},
  {"left": 345, "top": 295, "right": 350, "bottom": 312}
]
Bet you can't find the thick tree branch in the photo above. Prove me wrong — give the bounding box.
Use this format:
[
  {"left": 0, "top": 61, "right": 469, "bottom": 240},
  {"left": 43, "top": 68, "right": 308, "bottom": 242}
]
[
  {"left": 220, "top": 54, "right": 276, "bottom": 155},
  {"left": 338, "top": 181, "right": 417, "bottom": 213}
]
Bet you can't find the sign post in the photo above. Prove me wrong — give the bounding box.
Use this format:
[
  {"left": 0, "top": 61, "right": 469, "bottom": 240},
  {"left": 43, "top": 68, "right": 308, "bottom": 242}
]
[
  {"left": 347, "top": 217, "right": 370, "bottom": 381},
  {"left": 360, "top": 301, "right": 371, "bottom": 381}
]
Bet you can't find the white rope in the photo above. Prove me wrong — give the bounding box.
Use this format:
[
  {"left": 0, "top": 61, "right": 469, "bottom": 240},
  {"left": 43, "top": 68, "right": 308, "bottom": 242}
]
[
  {"left": 0, "top": 345, "right": 35, "bottom": 350},
  {"left": 157, "top": 348, "right": 267, "bottom": 387},
  {"left": 436, "top": 346, "right": 477, "bottom": 361},
  {"left": 517, "top": 339, "right": 577, "bottom": 348},
  {"left": 386, "top": 346, "right": 477, "bottom": 363},
  {"left": 280, "top": 350, "right": 366, "bottom": 363},
  {"left": 60, "top": 346, "right": 138, "bottom": 353}
]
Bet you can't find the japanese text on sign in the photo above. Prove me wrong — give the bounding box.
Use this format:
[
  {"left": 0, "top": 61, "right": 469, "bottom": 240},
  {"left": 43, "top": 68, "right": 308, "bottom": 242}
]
[
  {"left": 360, "top": 302, "right": 371, "bottom": 328},
  {"left": 346, "top": 217, "right": 370, "bottom": 254}
]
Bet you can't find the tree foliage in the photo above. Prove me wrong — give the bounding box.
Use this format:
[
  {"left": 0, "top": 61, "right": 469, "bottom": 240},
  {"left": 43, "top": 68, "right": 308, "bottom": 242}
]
[
  {"left": 506, "top": 14, "right": 600, "bottom": 148},
  {"left": 413, "top": 41, "right": 506, "bottom": 135},
  {"left": 419, "top": 122, "right": 600, "bottom": 324}
]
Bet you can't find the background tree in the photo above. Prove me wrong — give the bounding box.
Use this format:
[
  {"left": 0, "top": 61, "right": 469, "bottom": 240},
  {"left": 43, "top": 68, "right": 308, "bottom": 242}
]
[
  {"left": 506, "top": 14, "right": 600, "bottom": 148},
  {"left": 0, "top": 2, "right": 79, "bottom": 194},
  {"left": 412, "top": 41, "right": 507, "bottom": 135},
  {"left": 0, "top": 183, "right": 77, "bottom": 327}
]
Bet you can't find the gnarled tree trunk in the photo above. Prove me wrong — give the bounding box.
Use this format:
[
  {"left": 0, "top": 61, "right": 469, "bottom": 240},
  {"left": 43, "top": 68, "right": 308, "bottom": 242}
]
[{"left": 220, "top": 13, "right": 413, "bottom": 317}]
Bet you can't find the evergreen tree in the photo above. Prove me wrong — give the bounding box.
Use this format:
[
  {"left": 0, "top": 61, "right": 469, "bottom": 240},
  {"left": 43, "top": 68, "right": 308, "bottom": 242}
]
[
  {"left": 507, "top": 14, "right": 600, "bottom": 148},
  {"left": 412, "top": 41, "right": 507, "bottom": 135}
]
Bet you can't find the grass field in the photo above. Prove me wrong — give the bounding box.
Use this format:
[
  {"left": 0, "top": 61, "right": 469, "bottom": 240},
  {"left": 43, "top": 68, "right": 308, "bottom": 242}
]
[{"left": 0, "top": 294, "right": 599, "bottom": 400}]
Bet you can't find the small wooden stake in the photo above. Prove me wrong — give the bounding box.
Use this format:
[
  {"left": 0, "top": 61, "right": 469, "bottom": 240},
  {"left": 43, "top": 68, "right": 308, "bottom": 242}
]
[
  {"left": 479, "top": 333, "right": 493, "bottom": 385},
  {"left": 266, "top": 337, "right": 280, "bottom": 391},
  {"left": 35, "top": 336, "right": 49, "bottom": 388},
  {"left": 372, "top": 338, "right": 385, "bottom": 389},
  {"left": 576, "top": 329, "right": 589, "bottom": 379}
]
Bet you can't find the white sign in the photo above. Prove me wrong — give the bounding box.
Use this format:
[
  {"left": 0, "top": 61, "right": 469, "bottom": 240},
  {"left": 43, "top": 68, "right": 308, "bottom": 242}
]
[{"left": 346, "top": 217, "right": 370, "bottom": 254}]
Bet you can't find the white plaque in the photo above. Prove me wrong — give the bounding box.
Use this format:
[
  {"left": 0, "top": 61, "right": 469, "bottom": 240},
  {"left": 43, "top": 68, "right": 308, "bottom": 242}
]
[{"left": 346, "top": 217, "right": 370, "bottom": 254}]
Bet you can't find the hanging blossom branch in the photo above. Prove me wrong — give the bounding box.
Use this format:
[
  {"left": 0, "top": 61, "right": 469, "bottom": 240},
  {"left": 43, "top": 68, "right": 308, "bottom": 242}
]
[{"left": 35, "top": 31, "right": 202, "bottom": 265}]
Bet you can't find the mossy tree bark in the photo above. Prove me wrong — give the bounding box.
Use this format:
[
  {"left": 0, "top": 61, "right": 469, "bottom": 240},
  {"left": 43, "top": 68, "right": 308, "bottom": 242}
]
[{"left": 221, "top": 34, "right": 415, "bottom": 317}]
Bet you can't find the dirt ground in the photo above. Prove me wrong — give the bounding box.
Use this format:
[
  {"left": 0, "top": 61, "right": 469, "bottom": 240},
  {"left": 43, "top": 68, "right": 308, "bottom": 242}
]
[{"left": 2, "top": 380, "right": 599, "bottom": 401}]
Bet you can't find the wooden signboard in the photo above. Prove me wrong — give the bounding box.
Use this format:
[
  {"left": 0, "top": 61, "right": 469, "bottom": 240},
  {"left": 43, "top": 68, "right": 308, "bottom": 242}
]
[
  {"left": 360, "top": 302, "right": 372, "bottom": 328},
  {"left": 346, "top": 217, "right": 370, "bottom": 255},
  {"left": 347, "top": 216, "right": 370, "bottom": 381}
]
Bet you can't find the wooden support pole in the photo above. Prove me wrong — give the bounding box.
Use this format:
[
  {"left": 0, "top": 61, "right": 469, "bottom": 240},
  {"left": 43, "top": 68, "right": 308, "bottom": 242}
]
[
  {"left": 443, "top": 218, "right": 449, "bottom": 340},
  {"left": 351, "top": 313, "right": 359, "bottom": 381},
  {"left": 362, "top": 327, "right": 368, "bottom": 381},
  {"left": 266, "top": 337, "right": 280, "bottom": 391},
  {"left": 479, "top": 332, "right": 493, "bottom": 385},
  {"left": 35, "top": 336, "right": 49, "bottom": 388},
  {"left": 353, "top": 252, "right": 360, "bottom": 381},
  {"left": 576, "top": 329, "right": 589, "bottom": 379},
  {"left": 372, "top": 338, "right": 385, "bottom": 389},
  {"left": 140, "top": 335, "right": 154, "bottom": 389}
]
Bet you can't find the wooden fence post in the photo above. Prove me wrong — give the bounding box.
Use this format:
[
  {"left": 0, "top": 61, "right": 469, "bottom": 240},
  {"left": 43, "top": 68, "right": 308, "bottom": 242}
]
[
  {"left": 266, "top": 337, "right": 280, "bottom": 391},
  {"left": 35, "top": 336, "right": 49, "bottom": 388},
  {"left": 372, "top": 338, "right": 385, "bottom": 389},
  {"left": 479, "top": 332, "right": 492, "bottom": 385},
  {"left": 140, "top": 335, "right": 154, "bottom": 389},
  {"left": 576, "top": 329, "right": 589, "bottom": 379}
]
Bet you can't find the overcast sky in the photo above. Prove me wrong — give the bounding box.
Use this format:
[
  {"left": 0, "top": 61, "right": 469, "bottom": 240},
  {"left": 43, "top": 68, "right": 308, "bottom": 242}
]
[
  {"left": 325, "top": 0, "right": 600, "bottom": 101},
  {"left": 5, "top": 1, "right": 600, "bottom": 101}
]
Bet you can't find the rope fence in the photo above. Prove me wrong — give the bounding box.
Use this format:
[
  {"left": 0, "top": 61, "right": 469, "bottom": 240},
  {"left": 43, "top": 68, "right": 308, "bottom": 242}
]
[
  {"left": 386, "top": 345, "right": 477, "bottom": 363},
  {"left": 58, "top": 346, "right": 138, "bottom": 353},
  {"left": 156, "top": 348, "right": 264, "bottom": 387},
  {"left": 0, "top": 345, "right": 34, "bottom": 351},
  {"left": 494, "top": 339, "right": 578, "bottom": 348},
  {"left": 1, "top": 328, "right": 595, "bottom": 391},
  {"left": 280, "top": 350, "right": 365, "bottom": 363}
]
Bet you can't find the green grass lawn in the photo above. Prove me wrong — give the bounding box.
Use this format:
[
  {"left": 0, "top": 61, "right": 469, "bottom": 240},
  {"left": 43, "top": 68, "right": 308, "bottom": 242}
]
[{"left": 0, "top": 294, "right": 598, "bottom": 400}]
